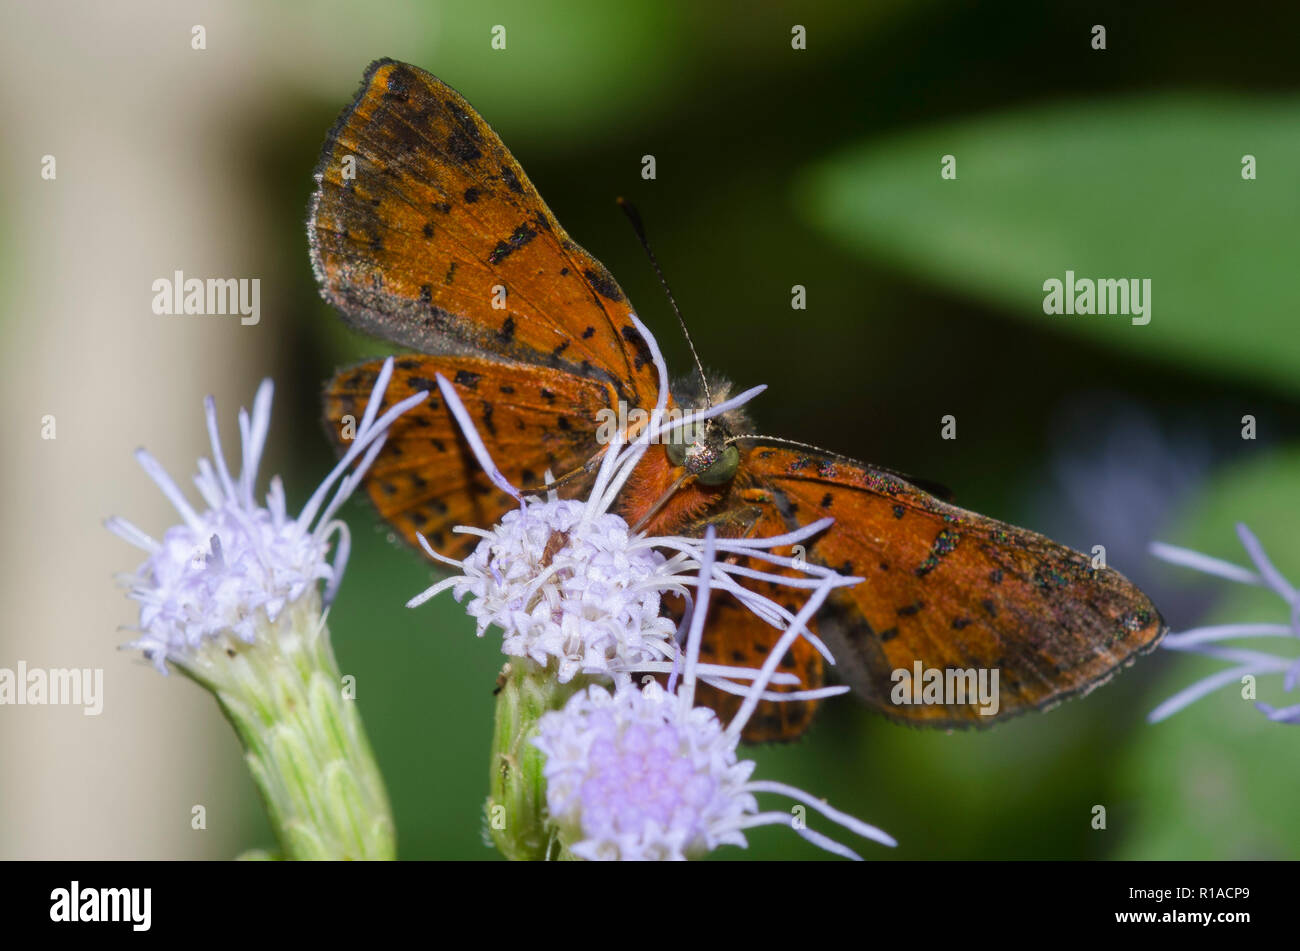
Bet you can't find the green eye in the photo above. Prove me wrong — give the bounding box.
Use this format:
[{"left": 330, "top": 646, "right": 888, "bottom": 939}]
[
  {"left": 696, "top": 444, "right": 739, "bottom": 485},
  {"left": 665, "top": 437, "right": 688, "bottom": 467}
]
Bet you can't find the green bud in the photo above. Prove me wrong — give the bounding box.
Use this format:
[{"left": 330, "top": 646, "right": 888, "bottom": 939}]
[
  {"left": 485, "top": 659, "right": 584, "bottom": 860},
  {"left": 173, "top": 590, "right": 396, "bottom": 861}
]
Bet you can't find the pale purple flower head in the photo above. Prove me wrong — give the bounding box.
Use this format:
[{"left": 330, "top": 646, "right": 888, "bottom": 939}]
[
  {"left": 107, "top": 357, "right": 426, "bottom": 672},
  {"left": 1148, "top": 523, "right": 1300, "bottom": 723}
]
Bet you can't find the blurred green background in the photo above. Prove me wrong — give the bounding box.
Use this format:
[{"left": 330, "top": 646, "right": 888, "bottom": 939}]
[{"left": 4, "top": 0, "right": 1298, "bottom": 859}]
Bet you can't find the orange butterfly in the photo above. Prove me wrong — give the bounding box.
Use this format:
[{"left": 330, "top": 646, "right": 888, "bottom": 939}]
[{"left": 310, "top": 60, "right": 1165, "bottom": 740}]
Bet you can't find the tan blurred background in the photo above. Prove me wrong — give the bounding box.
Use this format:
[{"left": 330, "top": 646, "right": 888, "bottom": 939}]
[{"left": 0, "top": 0, "right": 444, "bottom": 859}]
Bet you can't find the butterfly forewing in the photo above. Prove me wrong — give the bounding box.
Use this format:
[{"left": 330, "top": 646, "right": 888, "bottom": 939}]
[{"left": 310, "top": 59, "right": 662, "bottom": 407}]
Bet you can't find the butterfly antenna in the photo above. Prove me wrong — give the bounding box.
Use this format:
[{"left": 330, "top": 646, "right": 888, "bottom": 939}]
[
  {"left": 724, "top": 434, "right": 841, "bottom": 455},
  {"left": 617, "top": 197, "right": 713, "bottom": 407}
]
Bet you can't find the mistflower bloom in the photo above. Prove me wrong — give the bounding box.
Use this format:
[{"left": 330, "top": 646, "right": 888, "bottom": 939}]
[
  {"left": 532, "top": 530, "right": 897, "bottom": 861},
  {"left": 106, "top": 357, "right": 426, "bottom": 859},
  {"left": 443, "top": 497, "right": 679, "bottom": 684},
  {"left": 1148, "top": 523, "right": 1300, "bottom": 724},
  {"left": 108, "top": 357, "right": 426, "bottom": 673}
]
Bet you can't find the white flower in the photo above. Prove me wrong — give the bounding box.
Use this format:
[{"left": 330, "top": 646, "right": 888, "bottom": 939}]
[
  {"left": 1149, "top": 523, "right": 1300, "bottom": 723},
  {"left": 106, "top": 357, "right": 427, "bottom": 673},
  {"left": 532, "top": 530, "right": 897, "bottom": 860},
  {"left": 408, "top": 314, "right": 856, "bottom": 693},
  {"left": 448, "top": 499, "right": 677, "bottom": 683}
]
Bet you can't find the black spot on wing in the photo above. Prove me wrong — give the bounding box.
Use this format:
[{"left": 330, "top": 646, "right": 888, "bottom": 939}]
[
  {"left": 497, "top": 315, "right": 516, "bottom": 344},
  {"left": 586, "top": 266, "right": 624, "bottom": 302},
  {"left": 383, "top": 65, "right": 413, "bottom": 100},
  {"left": 406, "top": 375, "right": 437, "bottom": 391},
  {"left": 621, "top": 324, "right": 653, "bottom": 372},
  {"left": 915, "top": 529, "right": 960, "bottom": 577},
  {"left": 500, "top": 165, "right": 524, "bottom": 194},
  {"left": 488, "top": 222, "right": 539, "bottom": 265},
  {"left": 446, "top": 128, "right": 482, "bottom": 163}
]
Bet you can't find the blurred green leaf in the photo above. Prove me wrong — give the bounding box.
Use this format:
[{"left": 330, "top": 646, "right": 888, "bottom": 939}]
[
  {"left": 293, "top": 0, "right": 923, "bottom": 150},
  {"left": 1115, "top": 654, "right": 1300, "bottom": 859},
  {"left": 1116, "top": 448, "right": 1300, "bottom": 858},
  {"left": 408, "top": 0, "right": 687, "bottom": 143},
  {"left": 799, "top": 94, "right": 1300, "bottom": 395}
]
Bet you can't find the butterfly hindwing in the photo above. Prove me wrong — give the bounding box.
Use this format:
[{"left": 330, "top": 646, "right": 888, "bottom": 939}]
[
  {"left": 324, "top": 355, "right": 619, "bottom": 559},
  {"left": 740, "top": 444, "right": 1167, "bottom": 727},
  {"left": 685, "top": 501, "right": 827, "bottom": 742},
  {"left": 654, "top": 499, "right": 829, "bottom": 742}
]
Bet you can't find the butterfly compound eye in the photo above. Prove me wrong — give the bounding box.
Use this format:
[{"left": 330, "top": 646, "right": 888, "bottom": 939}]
[
  {"left": 664, "top": 432, "right": 689, "bottom": 467},
  {"left": 695, "top": 444, "right": 739, "bottom": 486}
]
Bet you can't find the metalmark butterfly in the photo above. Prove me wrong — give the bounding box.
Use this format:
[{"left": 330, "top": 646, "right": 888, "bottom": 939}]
[{"left": 310, "top": 59, "right": 1166, "bottom": 740}]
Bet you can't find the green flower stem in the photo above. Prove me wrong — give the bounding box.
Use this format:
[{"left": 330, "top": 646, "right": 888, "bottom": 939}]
[
  {"left": 487, "top": 660, "right": 583, "bottom": 860},
  {"left": 176, "top": 590, "right": 395, "bottom": 860}
]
